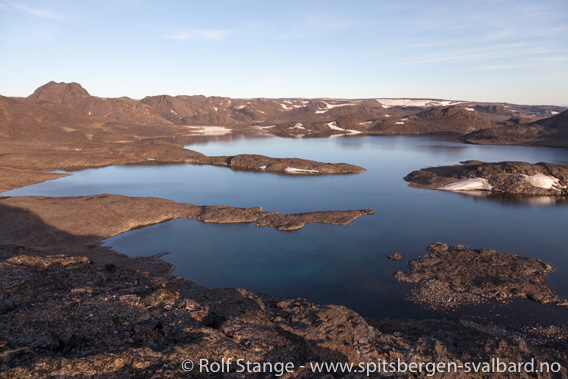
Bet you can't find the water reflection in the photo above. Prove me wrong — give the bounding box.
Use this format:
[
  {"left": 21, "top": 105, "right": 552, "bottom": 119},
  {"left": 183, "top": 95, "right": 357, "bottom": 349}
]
[
  {"left": 162, "top": 132, "right": 273, "bottom": 147},
  {"left": 451, "top": 191, "right": 568, "bottom": 206}
]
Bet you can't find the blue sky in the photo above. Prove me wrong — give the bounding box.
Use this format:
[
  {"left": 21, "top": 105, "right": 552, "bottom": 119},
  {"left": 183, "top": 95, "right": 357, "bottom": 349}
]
[{"left": 1, "top": 0, "right": 567, "bottom": 105}]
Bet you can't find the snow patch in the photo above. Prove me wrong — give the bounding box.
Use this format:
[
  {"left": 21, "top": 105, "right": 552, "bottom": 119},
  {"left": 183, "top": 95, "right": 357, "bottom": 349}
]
[
  {"left": 184, "top": 126, "right": 232, "bottom": 135},
  {"left": 346, "top": 129, "right": 362, "bottom": 135},
  {"left": 327, "top": 121, "right": 344, "bottom": 131},
  {"left": 252, "top": 125, "right": 276, "bottom": 130},
  {"left": 315, "top": 110, "right": 328, "bottom": 114},
  {"left": 395, "top": 121, "right": 405, "bottom": 125},
  {"left": 323, "top": 102, "right": 358, "bottom": 109},
  {"left": 288, "top": 123, "right": 305, "bottom": 130},
  {"left": 377, "top": 98, "right": 463, "bottom": 107},
  {"left": 285, "top": 167, "right": 319, "bottom": 174},
  {"left": 259, "top": 165, "right": 267, "bottom": 170},
  {"left": 234, "top": 105, "right": 247, "bottom": 110},
  {"left": 280, "top": 103, "right": 293, "bottom": 110},
  {"left": 551, "top": 111, "right": 559, "bottom": 115},
  {"left": 359, "top": 121, "right": 373, "bottom": 125},
  {"left": 522, "top": 174, "right": 562, "bottom": 190},
  {"left": 439, "top": 178, "right": 492, "bottom": 191},
  {"left": 465, "top": 107, "right": 475, "bottom": 111}
]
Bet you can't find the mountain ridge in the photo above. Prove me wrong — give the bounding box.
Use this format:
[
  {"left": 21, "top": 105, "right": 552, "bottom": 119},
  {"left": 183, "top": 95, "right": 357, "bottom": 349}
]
[{"left": 3, "top": 81, "right": 567, "bottom": 146}]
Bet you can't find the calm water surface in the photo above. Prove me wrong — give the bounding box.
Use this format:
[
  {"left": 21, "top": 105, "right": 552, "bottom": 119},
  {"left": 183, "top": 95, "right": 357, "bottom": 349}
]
[{"left": 6, "top": 135, "right": 568, "bottom": 321}]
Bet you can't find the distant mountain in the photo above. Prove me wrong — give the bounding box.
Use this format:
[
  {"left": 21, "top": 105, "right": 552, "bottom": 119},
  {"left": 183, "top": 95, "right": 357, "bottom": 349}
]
[
  {"left": 3, "top": 81, "right": 566, "bottom": 146},
  {"left": 0, "top": 94, "right": 100, "bottom": 142},
  {"left": 29, "top": 81, "right": 168, "bottom": 125},
  {"left": 535, "top": 109, "right": 568, "bottom": 130},
  {"left": 462, "top": 109, "right": 568, "bottom": 147},
  {"left": 370, "top": 106, "right": 493, "bottom": 135},
  {"left": 140, "top": 95, "right": 386, "bottom": 125}
]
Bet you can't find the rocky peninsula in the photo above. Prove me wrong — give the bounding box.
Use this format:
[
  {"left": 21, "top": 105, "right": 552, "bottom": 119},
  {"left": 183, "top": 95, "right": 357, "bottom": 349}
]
[{"left": 395, "top": 243, "right": 568, "bottom": 310}]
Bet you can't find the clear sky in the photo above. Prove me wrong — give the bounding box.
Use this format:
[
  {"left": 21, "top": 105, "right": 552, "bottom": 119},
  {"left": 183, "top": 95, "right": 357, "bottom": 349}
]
[{"left": 1, "top": 0, "right": 567, "bottom": 105}]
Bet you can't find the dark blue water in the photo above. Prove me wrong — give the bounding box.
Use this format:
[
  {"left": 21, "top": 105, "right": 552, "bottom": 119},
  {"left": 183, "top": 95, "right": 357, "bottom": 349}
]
[{"left": 5, "top": 135, "right": 568, "bottom": 320}]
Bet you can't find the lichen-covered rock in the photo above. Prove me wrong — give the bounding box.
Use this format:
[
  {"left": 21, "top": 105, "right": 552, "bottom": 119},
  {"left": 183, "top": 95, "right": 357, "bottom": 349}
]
[{"left": 394, "top": 243, "right": 567, "bottom": 309}]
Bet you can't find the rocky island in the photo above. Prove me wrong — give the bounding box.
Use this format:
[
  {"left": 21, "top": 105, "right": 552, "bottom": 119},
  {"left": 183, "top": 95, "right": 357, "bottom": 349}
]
[{"left": 404, "top": 161, "right": 568, "bottom": 195}]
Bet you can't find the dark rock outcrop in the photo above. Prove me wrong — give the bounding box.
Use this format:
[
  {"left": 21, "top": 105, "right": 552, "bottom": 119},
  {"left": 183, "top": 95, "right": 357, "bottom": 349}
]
[{"left": 387, "top": 252, "right": 402, "bottom": 261}]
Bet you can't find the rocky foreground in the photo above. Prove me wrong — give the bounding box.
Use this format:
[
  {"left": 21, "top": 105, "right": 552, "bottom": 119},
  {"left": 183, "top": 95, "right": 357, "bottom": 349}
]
[
  {"left": 404, "top": 161, "right": 568, "bottom": 196},
  {"left": 1, "top": 244, "right": 567, "bottom": 378}
]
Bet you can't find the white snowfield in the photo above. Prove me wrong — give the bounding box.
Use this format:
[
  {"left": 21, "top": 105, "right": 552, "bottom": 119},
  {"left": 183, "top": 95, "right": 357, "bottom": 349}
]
[
  {"left": 326, "top": 121, "right": 362, "bottom": 135},
  {"left": 327, "top": 121, "right": 344, "bottom": 131},
  {"left": 285, "top": 167, "right": 319, "bottom": 174},
  {"left": 252, "top": 125, "right": 276, "bottom": 130},
  {"left": 288, "top": 123, "right": 305, "bottom": 130},
  {"left": 185, "top": 126, "right": 232, "bottom": 135},
  {"left": 377, "top": 98, "right": 464, "bottom": 107},
  {"left": 323, "top": 101, "right": 359, "bottom": 109},
  {"left": 522, "top": 174, "right": 563, "bottom": 190},
  {"left": 465, "top": 107, "right": 475, "bottom": 111},
  {"left": 439, "top": 178, "right": 493, "bottom": 191}
]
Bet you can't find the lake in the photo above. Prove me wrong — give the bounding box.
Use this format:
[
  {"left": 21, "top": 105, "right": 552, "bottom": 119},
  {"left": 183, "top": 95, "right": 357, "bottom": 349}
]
[{"left": 5, "top": 134, "right": 568, "bottom": 322}]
